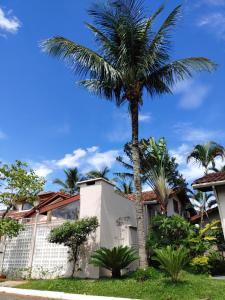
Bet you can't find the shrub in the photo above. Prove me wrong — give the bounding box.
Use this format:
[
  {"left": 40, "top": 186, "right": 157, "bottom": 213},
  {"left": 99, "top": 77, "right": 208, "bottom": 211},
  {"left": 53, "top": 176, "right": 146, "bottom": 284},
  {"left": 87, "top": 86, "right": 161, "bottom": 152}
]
[
  {"left": 153, "top": 246, "right": 188, "bottom": 282},
  {"left": 208, "top": 251, "right": 225, "bottom": 276},
  {"left": 49, "top": 217, "right": 98, "bottom": 277},
  {"left": 0, "top": 217, "right": 24, "bottom": 239},
  {"left": 147, "top": 215, "right": 192, "bottom": 255},
  {"left": 127, "top": 267, "right": 161, "bottom": 282},
  {"left": 90, "top": 246, "right": 138, "bottom": 278},
  {"left": 190, "top": 256, "right": 210, "bottom": 274}
]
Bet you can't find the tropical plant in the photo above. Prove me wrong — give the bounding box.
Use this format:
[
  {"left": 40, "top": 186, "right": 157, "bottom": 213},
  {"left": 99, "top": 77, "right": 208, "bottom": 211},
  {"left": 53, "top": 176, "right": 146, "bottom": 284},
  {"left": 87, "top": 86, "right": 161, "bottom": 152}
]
[
  {"left": 187, "top": 141, "right": 224, "bottom": 175},
  {"left": 147, "top": 166, "right": 172, "bottom": 214},
  {"left": 187, "top": 220, "right": 219, "bottom": 257},
  {"left": 90, "top": 246, "right": 138, "bottom": 278},
  {"left": 210, "top": 165, "right": 225, "bottom": 173},
  {"left": 147, "top": 215, "right": 192, "bottom": 256},
  {"left": 116, "top": 137, "right": 186, "bottom": 189},
  {"left": 53, "top": 168, "right": 83, "bottom": 195},
  {"left": 115, "top": 179, "right": 134, "bottom": 194},
  {"left": 188, "top": 190, "right": 216, "bottom": 226},
  {"left": 0, "top": 160, "right": 45, "bottom": 219},
  {"left": 0, "top": 217, "right": 24, "bottom": 239},
  {"left": 190, "top": 255, "right": 210, "bottom": 274},
  {"left": 86, "top": 166, "right": 110, "bottom": 180},
  {"left": 41, "top": 0, "right": 215, "bottom": 266},
  {"left": 49, "top": 217, "right": 98, "bottom": 277},
  {"left": 153, "top": 246, "right": 188, "bottom": 282}
]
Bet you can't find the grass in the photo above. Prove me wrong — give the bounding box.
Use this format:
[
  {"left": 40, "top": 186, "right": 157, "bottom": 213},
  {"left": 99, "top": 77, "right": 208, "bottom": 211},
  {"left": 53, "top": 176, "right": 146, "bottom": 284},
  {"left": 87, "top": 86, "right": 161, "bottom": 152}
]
[{"left": 16, "top": 271, "right": 225, "bottom": 300}]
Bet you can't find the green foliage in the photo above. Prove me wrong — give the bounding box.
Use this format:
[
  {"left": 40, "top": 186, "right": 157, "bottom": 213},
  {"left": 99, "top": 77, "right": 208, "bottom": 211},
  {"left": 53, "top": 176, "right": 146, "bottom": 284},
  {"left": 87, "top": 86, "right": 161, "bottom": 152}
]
[
  {"left": 147, "top": 215, "right": 192, "bottom": 255},
  {"left": 208, "top": 251, "right": 225, "bottom": 276},
  {"left": 187, "top": 141, "right": 225, "bottom": 173},
  {"left": 190, "top": 256, "right": 210, "bottom": 274},
  {"left": 187, "top": 220, "right": 219, "bottom": 257},
  {"left": 126, "top": 267, "right": 161, "bottom": 282},
  {"left": 153, "top": 246, "right": 189, "bottom": 282},
  {"left": 86, "top": 167, "right": 110, "bottom": 181},
  {"left": 116, "top": 137, "right": 187, "bottom": 190},
  {"left": 0, "top": 160, "right": 45, "bottom": 217},
  {"left": 0, "top": 217, "right": 24, "bottom": 238},
  {"left": 90, "top": 246, "right": 138, "bottom": 278},
  {"left": 49, "top": 217, "right": 98, "bottom": 276},
  {"left": 53, "top": 168, "right": 83, "bottom": 195}
]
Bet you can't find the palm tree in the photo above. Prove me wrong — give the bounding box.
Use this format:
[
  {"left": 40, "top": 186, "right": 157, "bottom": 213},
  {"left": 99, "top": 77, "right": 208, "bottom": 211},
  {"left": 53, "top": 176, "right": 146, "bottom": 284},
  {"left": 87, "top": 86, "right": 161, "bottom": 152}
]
[
  {"left": 41, "top": 0, "right": 215, "bottom": 266},
  {"left": 86, "top": 166, "right": 110, "bottom": 180},
  {"left": 148, "top": 166, "right": 172, "bottom": 214},
  {"left": 116, "top": 178, "right": 134, "bottom": 194},
  {"left": 53, "top": 168, "right": 83, "bottom": 195},
  {"left": 188, "top": 190, "right": 216, "bottom": 226},
  {"left": 187, "top": 141, "right": 224, "bottom": 175},
  {"left": 210, "top": 165, "right": 225, "bottom": 173}
]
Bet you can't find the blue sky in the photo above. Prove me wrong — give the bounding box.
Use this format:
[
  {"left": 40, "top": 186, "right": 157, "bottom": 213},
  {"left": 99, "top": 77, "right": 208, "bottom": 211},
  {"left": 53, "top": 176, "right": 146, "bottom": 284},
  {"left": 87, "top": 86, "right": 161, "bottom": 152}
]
[{"left": 0, "top": 0, "right": 225, "bottom": 190}]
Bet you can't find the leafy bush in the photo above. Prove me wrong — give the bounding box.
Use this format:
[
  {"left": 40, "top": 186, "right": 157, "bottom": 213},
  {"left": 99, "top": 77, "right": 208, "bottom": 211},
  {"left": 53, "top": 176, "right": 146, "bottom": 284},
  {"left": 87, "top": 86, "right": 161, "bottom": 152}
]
[
  {"left": 49, "top": 217, "right": 98, "bottom": 277},
  {"left": 190, "top": 256, "right": 210, "bottom": 274},
  {"left": 0, "top": 217, "right": 24, "bottom": 238},
  {"left": 90, "top": 246, "right": 138, "bottom": 278},
  {"left": 147, "top": 215, "right": 192, "bottom": 255},
  {"left": 187, "top": 220, "right": 219, "bottom": 257},
  {"left": 208, "top": 251, "right": 225, "bottom": 276},
  {"left": 126, "top": 267, "right": 161, "bottom": 282},
  {"left": 153, "top": 246, "right": 188, "bottom": 282}
]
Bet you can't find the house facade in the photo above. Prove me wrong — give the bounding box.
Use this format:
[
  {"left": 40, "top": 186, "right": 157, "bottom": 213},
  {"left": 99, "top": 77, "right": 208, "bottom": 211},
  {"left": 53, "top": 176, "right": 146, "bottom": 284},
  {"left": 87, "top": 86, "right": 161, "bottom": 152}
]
[
  {"left": 192, "top": 171, "right": 225, "bottom": 237},
  {"left": 0, "top": 178, "right": 189, "bottom": 279}
]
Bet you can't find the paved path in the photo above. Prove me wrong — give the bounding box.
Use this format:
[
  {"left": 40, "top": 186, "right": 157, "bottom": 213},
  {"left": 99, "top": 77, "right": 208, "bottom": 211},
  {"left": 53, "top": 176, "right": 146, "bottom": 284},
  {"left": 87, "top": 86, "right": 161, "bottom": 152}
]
[
  {"left": 0, "top": 287, "right": 138, "bottom": 300},
  {"left": 0, "top": 281, "right": 26, "bottom": 287}
]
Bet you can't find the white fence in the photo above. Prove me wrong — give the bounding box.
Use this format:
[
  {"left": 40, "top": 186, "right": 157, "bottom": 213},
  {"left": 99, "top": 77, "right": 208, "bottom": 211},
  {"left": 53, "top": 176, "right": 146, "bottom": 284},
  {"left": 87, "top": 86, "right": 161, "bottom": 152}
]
[{"left": 1, "top": 220, "right": 69, "bottom": 279}]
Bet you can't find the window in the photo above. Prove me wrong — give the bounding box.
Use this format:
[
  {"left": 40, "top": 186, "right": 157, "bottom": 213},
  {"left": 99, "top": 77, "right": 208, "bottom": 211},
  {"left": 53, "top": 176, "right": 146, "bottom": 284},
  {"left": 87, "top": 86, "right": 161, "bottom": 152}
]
[
  {"left": 22, "top": 203, "right": 33, "bottom": 210},
  {"left": 52, "top": 201, "right": 80, "bottom": 220},
  {"left": 173, "top": 199, "right": 179, "bottom": 214}
]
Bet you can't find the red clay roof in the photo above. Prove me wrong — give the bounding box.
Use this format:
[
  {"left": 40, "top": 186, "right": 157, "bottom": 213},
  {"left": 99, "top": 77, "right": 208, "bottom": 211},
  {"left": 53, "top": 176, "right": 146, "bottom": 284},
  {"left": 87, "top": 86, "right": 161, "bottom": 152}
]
[
  {"left": 190, "top": 206, "right": 219, "bottom": 222},
  {"left": 193, "top": 172, "right": 225, "bottom": 186},
  {"left": 0, "top": 210, "right": 28, "bottom": 220},
  {"left": 39, "top": 195, "right": 80, "bottom": 214},
  {"left": 128, "top": 191, "right": 158, "bottom": 202}
]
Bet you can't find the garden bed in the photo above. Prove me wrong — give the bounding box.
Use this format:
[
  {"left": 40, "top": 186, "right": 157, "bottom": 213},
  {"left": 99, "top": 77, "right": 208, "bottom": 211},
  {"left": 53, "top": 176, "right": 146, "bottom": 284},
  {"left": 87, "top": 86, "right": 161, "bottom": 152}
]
[{"left": 16, "top": 272, "right": 225, "bottom": 300}]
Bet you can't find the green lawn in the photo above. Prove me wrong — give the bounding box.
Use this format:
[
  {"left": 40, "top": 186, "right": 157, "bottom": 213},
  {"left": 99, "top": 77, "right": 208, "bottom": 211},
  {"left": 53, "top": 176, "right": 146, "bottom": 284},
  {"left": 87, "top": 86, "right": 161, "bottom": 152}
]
[{"left": 17, "top": 272, "right": 225, "bottom": 300}]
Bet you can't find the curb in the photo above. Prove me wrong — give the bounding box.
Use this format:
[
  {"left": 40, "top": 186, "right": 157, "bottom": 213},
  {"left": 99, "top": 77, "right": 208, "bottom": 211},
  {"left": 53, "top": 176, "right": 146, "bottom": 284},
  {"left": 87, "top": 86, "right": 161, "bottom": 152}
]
[{"left": 0, "top": 287, "right": 138, "bottom": 300}]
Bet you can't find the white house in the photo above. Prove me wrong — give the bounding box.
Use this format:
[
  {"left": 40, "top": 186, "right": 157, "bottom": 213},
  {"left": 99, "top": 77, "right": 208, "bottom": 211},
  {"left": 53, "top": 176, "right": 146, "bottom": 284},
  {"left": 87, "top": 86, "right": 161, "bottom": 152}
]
[
  {"left": 192, "top": 171, "right": 225, "bottom": 237},
  {"left": 0, "top": 178, "right": 189, "bottom": 279}
]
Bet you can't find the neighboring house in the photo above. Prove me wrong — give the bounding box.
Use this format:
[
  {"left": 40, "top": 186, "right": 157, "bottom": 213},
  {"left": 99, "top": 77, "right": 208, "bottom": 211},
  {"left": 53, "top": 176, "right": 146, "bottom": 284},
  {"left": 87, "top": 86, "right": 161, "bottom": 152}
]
[
  {"left": 0, "top": 178, "right": 189, "bottom": 279},
  {"left": 191, "top": 206, "right": 220, "bottom": 225},
  {"left": 192, "top": 172, "right": 225, "bottom": 237}
]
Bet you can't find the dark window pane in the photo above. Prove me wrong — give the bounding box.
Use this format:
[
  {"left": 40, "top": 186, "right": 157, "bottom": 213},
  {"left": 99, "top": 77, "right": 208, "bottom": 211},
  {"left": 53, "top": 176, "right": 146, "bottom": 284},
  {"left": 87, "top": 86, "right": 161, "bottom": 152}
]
[{"left": 52, "top": 201, "right": 80, "bottom": 220}]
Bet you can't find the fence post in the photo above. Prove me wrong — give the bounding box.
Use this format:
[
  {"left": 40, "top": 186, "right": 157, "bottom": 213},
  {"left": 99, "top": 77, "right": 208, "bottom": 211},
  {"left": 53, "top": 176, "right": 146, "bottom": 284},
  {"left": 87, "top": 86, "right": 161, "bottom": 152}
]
[{"left": 28, "top": 212, "right": 39, "bottom": 276}]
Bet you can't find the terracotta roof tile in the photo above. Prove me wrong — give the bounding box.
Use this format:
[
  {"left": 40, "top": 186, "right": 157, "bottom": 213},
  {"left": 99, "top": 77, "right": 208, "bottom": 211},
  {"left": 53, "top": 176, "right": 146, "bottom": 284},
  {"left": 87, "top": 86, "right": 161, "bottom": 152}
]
[
  {"left": 193, "top": 172, "right": 225, "bottom": 185},
  {"left": 128, "top": 191, "right": 158, "bottom": 201}
]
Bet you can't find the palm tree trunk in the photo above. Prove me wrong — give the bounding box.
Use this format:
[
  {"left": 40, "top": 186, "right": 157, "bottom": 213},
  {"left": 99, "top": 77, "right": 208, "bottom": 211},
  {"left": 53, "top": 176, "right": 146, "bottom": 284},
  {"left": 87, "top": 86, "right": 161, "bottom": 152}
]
[{"left": 130, "top": 100, "right": 148, "bottom": 267}]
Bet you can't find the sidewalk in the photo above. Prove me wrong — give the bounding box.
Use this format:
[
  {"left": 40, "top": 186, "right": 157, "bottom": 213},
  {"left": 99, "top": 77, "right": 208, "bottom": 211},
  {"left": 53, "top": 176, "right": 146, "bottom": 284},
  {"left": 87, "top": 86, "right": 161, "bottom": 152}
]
[{"left": 0, "top": 287, "right": 139, "bottom": 300}]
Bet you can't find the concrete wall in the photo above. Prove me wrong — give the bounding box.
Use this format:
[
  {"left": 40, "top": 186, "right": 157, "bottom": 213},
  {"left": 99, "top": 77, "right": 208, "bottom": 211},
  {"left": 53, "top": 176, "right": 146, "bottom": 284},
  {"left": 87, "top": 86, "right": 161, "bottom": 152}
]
[
  {"left": 78, "top": 179, "right": 137, "bottom": 277},
  {"left": 215, "top": 186, "right": 225, "bottom": 237}
]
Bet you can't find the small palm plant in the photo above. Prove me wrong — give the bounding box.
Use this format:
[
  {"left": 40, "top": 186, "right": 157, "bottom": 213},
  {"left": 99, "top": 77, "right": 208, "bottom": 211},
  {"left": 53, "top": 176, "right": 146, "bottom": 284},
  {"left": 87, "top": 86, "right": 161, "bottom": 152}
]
[
  {"left": 153, "top": 246, "right": 188, "bottom": 282},
  {"left": 90, "top": 246, "right": 138, "bottom": 278}
]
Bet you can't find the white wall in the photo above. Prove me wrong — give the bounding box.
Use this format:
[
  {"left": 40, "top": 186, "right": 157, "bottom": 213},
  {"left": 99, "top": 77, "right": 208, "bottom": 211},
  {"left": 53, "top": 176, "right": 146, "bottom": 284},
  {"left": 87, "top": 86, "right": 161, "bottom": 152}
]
[
  {"left": 79, "top": 179, "right": 137, "bottom": 277},
  {"left": 215, "top": 186, "right": 225, "bottom": 237}
]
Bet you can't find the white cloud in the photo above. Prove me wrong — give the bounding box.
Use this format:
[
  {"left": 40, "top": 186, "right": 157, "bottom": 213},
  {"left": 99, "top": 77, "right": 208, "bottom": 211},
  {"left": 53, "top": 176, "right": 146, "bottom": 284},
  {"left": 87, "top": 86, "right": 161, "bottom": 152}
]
[
  {"left": 87, "top": 150, "right": 119, "bottom": 170},
  {"left": 174, "top": 123, "right": 223, "bottom": 143},
  {"left": 174, "top": 80, "right": 210, "bottom": 109},
  {"left": 34, "top": 165, "right": 53, "bottom": 177},
  {"left": 31, "top": 146, "right": 119, "bottom": 179},
  {"left": 55, "top": 149, "right": 87, "bottom": 168},
  {"left": 0, "top": 130, "right": 7, "bottom": 139},
  {"left": 139, "top": 113, "right": 152, "bottom": 123},
  {"left": 0, "top": 7, "right": 20, "bottom": 34},
  {"left": 197, "top": 12, "right": 225, "bottom": 39},
  {"left": 170, "top": 144, "right": 190, "bottom": 165}
]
